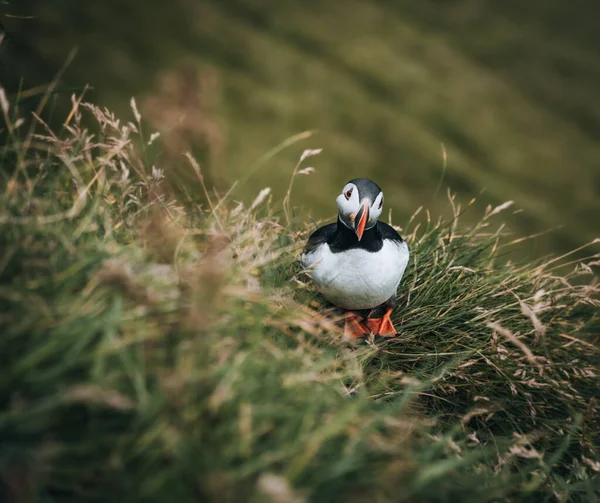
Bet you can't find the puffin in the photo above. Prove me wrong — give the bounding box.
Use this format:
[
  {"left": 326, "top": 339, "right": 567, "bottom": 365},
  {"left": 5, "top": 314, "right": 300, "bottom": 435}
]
[{"left": 302, "top": 178, "right": 410, "bottom": 338}]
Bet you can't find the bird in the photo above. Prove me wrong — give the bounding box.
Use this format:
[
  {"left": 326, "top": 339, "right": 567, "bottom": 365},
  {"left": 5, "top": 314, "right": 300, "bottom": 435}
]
[{"left": 302, "top": 178, "right": 410, "bottom": 339}]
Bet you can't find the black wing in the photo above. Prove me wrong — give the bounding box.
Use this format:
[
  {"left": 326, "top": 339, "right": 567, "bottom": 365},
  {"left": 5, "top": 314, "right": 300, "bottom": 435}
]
[
  {"left": 376, "top": 221, "right": 406, "bottom": 244},
  {"left": 303, "top": 222, "right": 337, "bottom": 254}
]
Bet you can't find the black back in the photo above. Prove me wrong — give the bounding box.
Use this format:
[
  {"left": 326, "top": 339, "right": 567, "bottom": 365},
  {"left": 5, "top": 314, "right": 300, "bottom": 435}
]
[{"left": 304, "top": 219, "right": 404, "bottom": 254}]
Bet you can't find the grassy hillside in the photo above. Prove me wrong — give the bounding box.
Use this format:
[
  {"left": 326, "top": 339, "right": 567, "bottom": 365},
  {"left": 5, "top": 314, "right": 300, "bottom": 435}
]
[
  {"left": 1, "top": 92, "right": 599, "bottom": 501},
  {"left": 3, "top": 0, "right": 600, "bottom": 256}
]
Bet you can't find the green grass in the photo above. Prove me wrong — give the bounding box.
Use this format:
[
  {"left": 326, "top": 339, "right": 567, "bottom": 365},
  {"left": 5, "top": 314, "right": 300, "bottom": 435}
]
[{"left": 1, "top": 96, "right": 599, "bottom": 502}]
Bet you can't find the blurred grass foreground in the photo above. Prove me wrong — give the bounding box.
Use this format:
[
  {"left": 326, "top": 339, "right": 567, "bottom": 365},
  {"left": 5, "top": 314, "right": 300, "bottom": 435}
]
[{"left": 1, "top": 92, "right": 600, "bottom": 503}]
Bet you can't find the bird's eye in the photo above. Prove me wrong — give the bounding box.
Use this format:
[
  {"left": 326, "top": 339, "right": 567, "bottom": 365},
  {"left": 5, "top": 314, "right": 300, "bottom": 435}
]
[
  {"left": 378, "top": 197, "right": 383, "bottom": 209},
  {"left": 344, "top": 189, "right": 353, "bottom": 200}
]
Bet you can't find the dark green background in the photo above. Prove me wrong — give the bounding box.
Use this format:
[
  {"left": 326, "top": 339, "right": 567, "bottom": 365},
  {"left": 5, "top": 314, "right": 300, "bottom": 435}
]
[{"left": 3, "top": 0, "right": 600, "bottom": 254}]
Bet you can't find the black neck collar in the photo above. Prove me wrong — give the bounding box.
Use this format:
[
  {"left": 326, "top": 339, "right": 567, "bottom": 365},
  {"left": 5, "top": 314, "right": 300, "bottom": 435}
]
[{"left": 328, "top": 218, "right": 383, "bottom": 253}]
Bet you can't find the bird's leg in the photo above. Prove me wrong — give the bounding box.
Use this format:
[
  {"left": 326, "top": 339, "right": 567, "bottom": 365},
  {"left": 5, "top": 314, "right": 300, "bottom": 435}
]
[
  {"left": 344, "top": 311, "right": 370, "bottom": 339},
  {"left": 364, "top": 307, "right": 396, "bottom": 336},
  {"left": 364, "top": 296, "right": 397, "bottom": 337},
  {"left": 379, "top": 307, "right": 397, "bottom": 336}
]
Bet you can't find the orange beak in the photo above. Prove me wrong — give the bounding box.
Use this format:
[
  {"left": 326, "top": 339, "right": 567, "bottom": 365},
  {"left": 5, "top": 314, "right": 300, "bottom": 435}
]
[{"left": 355, "top": 201, "right": 370, "bottom": 241}]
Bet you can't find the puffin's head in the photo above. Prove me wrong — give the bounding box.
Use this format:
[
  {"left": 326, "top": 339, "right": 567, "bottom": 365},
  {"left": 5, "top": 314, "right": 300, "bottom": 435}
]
[{"left": 336, "top": 178, "right": 384, "bottom": 241}]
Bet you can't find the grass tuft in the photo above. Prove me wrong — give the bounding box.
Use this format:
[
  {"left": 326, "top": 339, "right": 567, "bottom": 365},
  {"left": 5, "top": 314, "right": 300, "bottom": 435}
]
[{"left": 1, "top": 93, "right": 599, "bottom": 502}]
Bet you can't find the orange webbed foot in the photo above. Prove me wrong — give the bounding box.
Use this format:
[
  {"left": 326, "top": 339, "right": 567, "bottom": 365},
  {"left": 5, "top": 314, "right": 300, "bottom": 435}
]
[
  {"left": 365, "top": 307, "right": 397, "bottom": 337},
  {"left": 344, "top": 312, "right": 371, "bottom": 339}
]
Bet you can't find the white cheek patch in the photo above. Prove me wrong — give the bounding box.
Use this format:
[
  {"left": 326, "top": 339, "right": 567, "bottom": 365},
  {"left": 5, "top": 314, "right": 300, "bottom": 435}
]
[
  {"left": 368, "top": 192, "right": 384, "bottom": 224},
  {"left": 336, "top": 183, "right": 360, "bottom": 215}
]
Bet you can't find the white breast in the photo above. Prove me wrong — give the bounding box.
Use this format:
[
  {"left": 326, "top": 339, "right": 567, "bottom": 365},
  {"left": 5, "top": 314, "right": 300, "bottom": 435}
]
[{"left": 302, "top": 240, "right": 410, "bottom": 310}]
